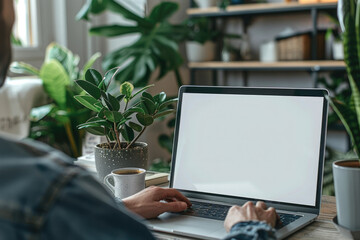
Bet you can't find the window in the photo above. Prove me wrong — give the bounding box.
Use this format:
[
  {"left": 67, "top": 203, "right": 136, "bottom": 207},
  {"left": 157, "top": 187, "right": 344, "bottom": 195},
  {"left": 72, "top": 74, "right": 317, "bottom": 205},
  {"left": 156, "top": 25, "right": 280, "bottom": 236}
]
[
  {"left": 12, "top": 0, "right": 38, "bottom": 47},
  {"left": 11, "top": 0, "right": 52, "bottom": 65}
]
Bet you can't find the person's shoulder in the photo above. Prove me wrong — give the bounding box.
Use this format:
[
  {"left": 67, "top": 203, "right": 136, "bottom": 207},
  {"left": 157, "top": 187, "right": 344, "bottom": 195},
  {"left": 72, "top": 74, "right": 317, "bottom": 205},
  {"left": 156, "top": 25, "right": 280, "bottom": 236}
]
[{"left": 0, "top": 135, "right": 91, "bottom": 209}]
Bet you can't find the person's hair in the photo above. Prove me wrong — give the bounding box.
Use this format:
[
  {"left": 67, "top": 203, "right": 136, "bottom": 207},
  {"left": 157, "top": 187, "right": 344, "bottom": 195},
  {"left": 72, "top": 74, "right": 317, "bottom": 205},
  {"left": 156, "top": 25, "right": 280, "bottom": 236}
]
[{"left": 0, "top": 1, "right": 13, "bottom": 88}]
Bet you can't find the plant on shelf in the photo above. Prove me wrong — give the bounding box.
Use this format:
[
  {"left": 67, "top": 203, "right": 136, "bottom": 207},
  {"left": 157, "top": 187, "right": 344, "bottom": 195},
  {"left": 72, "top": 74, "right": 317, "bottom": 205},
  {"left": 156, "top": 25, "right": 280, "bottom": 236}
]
[
  {"left": 10, "top": 43, "right": 101, "bottom": 157},
  {"left": 183, "top": 17, "right": 219, "bottom": 62},
  {"left": 74, "top": 68, "right": 177, "bottom": 180},
  {"left": 77, "top": 0, "right": 186, "bottom": 88},
  {"left": 328, "top": 0, "right": 360, "bottom": 231}
]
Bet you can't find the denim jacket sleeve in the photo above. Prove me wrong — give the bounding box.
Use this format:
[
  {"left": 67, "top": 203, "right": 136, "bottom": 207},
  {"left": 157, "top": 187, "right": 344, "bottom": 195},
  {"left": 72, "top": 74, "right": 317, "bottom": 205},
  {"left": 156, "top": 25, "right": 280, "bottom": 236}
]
[
  {"left": 42, "top": 173, "right": 156, "bottom": 240},
  {"left": 0, "top": 136, "right": 156, "bottom": 240},
  {"left": 223, "top": 221, "right": 276, "bottom": 240}
]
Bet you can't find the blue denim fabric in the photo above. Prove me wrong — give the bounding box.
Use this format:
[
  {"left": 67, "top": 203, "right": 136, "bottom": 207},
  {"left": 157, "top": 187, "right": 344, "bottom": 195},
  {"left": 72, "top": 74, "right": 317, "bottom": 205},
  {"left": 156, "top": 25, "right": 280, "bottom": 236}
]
[
  {"left": 224, "top": 221, "right": 276, "bottom": 240},
  {"left": 0, "top": 136, "right": 155, "bottom": 240}
]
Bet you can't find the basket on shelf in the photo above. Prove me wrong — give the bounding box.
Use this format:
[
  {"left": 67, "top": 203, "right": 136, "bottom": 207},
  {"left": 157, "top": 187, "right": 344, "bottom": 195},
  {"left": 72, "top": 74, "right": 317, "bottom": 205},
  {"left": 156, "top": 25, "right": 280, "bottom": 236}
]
[{"left": 275, "top": 30, "right": 325, "bottom": 61}]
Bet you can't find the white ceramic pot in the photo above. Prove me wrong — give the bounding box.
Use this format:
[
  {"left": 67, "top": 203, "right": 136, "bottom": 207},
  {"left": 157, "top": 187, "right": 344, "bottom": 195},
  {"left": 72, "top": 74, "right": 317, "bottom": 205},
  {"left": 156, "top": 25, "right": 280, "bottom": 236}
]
[
  {"left": 333, "top": 160, "right": 360, "bottom": 231},
  {"left": 332, "top": 41, "right": 344, "bottom": 60},
  {"left": 194, "top": 0, "right": 217, "bottom": 8},
  {"left": 186, "top": 41, "right": 216, "bottom": 62}
]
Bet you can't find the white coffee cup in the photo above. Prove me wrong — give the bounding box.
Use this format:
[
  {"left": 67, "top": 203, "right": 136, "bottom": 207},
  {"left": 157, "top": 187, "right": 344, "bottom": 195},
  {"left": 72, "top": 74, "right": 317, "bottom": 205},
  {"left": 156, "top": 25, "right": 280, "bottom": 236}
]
[{"left": 104, "top": 167, "right": 146, "bottom": 199}]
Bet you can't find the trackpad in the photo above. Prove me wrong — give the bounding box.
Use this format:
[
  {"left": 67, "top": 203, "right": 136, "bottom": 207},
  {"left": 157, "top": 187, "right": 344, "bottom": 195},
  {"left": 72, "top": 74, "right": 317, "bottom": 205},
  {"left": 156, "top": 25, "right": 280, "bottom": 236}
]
[{"left": 147, "top": 213, "right": 227, "bottom": 239}]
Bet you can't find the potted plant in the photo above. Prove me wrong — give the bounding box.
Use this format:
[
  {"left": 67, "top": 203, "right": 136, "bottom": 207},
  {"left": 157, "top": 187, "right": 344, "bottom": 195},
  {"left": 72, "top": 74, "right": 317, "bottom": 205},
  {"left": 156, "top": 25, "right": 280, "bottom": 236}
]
[
  {"left": 74, "top": 68, "right": 177, "bottom": 181},
  {"left": 10, "top": 43, "right": 101, "bottom": 157},
  {"left": 329, "top": 0, "right": 360, "bottom": 231},
  {"left": 184, "top": 17, "right": 219, "bottom": 62}
]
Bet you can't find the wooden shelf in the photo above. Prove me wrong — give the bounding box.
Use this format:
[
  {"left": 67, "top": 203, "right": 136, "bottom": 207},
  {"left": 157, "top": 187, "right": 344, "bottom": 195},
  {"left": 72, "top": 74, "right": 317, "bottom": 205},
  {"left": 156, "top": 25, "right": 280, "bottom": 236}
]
[
  {"left": 188, "top": 61, "right": 346, "bottom": 71},
  {"left": 187, "top": 2, "right": 337, "bottom": 17}
]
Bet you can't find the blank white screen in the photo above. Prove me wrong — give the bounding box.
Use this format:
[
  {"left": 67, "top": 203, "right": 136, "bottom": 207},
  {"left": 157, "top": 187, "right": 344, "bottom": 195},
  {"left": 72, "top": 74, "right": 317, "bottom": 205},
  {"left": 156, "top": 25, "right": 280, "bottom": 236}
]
[{"left": 173, "top": 93, "right": 324, "bottom": 206}]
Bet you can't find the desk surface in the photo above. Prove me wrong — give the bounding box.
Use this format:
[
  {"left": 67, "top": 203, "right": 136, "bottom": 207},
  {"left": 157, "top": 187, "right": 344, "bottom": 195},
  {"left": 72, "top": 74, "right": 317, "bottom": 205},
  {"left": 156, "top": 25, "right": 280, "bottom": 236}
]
[{"left": 154, "top": 195, "right": 349, "bottom": 240}]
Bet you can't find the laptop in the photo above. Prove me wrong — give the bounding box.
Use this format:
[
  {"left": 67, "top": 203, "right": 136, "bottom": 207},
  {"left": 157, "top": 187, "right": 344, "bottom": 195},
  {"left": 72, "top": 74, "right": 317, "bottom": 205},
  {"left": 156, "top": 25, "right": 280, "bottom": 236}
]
[{"left": 147, "top": 86, "right": 328, "bottom": 240}]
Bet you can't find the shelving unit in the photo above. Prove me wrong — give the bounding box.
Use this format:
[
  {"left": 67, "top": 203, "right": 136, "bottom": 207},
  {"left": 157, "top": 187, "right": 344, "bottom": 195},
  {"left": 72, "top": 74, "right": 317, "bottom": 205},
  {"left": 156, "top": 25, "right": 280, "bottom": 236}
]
[
  {"left": 187, "top": 2, "right": 345, "bottom": 86},
  {"left": 187, "top": 2, "right": 337, "bottom": 17},
  {"left": 189, "top": 61, "right": 345, "bottom": 71}
]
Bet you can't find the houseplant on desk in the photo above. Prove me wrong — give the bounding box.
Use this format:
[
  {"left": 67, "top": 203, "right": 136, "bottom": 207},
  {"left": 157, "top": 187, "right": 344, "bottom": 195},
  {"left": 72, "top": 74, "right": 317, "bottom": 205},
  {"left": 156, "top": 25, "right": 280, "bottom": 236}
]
[
  {"left": 329, "top": 0, "right": 360, "bottom": 231},
  {"left": 74, "top": 68, "right": 177, "bottom": 181}
]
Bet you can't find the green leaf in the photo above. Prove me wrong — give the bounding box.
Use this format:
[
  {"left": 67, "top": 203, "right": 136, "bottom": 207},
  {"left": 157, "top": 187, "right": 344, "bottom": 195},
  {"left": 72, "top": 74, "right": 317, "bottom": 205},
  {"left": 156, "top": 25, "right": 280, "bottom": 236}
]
[
  {"left": 159, "top": 98, "right": 178, "bottom": 110},
  {"left": 76, "top": 0, "right": 108, "bottom": 20},
  {"left": 98, "top": 107, "right": 106, "bottom": 119},
  {"left": 154, "top": 35, "right": 178, "bottom": 51},
  {"left": 106, "top": 0, "right": 153, "bottom": 28},
  {"left": 141, "top": 97, "right": 156, "bottom": 114},
  {"left": 30, "top": 104, "right": 54, "bottom": 121},
  {"left": 107, "top": 93, "right": 120, "bottom": 111},
  {"left": 116, "top": 94, "right": 125, "bottom": 102},
  {"left": 74, "top": 95, "right": 102, "bottom": 112},
  {"left": 136, "top": 113, "right": 153, "bottom": 126},
  {"left": 133, "top": 55, "right": 147, "bottom": 83},
  {"left": 120, "top": 82, "right": 134, "bottom": 99},
  {"left": 75, "top": 80, "right": 101, "bottom": 99},
  {"left": 154, "top": 109, "right": 175, "bottom": 119},
  {"left": 104, "top": 110, "right": 123, "bottom": 123},
  {"left": 90, "top": 25, "right": 141, "bottom": 37},
  {"left": 145, "top": 55, "right": 156, "bottom": 71},
  {"left": 155, "top": 92, "right": 167, "bottom": 103},
  {"left": 86, "top": 126, "right": 105, "bottom": 136},
  {"left": 45, "top": 43, "right": 80, "bottom": 81},
  {"left": 142, "top": 91, "right": 154, "bottom": 102},
  {"left": 131, "top": 84, "right": 154, "bottom": 99},
  {"left": 85, "top": 68, "right": 102, "bottom": 86},
  {"left": 81, "top": 52, "right": 101, "bottom": 80},
  {"left": 117, "top": 117, "right": 129, "bottom": 129},
  {"left": 78, "top": 119, "right": 109, "bottom": 130},
  {"left": 124, "top": 107, "right": 145, "bottom": 118},
  {"left": 10, "top": 62, "right": 40, "bottom": 76},
  {"left": 40, "top": 60, "right": 70, "bottom": 108},
  {"left": 329, "top": 97, "right": 360, "bottom": 157},
  {"left": 149, "top": 2, "right": 178, "bottom": 23},
  {"left": 121, "top": 124, "right": 135, "bottom": 142},
  {"left": 129, "top": 121, "right": 142, "bottom": 132}
]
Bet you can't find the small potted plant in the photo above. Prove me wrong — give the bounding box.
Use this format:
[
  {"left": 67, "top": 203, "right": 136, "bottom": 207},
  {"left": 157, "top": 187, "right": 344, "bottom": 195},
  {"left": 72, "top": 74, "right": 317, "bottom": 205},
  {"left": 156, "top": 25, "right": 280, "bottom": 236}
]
[
  {"left": 329, "top": 0, "right": 360, "bottom": 232},
  {"left": 74, "top": 68, "right": 177, "bottom": 181},
  {"left": 184, "top": 17, "right": 219, "bottom": 62}
]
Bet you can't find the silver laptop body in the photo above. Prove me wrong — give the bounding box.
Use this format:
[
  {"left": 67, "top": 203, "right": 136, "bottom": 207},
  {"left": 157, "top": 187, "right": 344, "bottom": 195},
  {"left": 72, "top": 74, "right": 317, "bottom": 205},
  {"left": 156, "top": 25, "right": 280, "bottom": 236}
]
[{"left": 147, "top": 86, "right": 329, "bottom": 240}]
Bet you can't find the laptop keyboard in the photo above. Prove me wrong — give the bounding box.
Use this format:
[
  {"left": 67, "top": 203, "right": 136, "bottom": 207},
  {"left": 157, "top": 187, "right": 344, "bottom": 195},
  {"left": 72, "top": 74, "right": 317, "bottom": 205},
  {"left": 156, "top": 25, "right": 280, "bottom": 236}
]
[
  {"left": 179, "top": 201, "right": 302, "bottom": 229},
  {"left": 275, "top": 213, "right": 302, "bottom": 229},
  {"left": 182, "top": 201, "right": 230, "bottom": 221}
]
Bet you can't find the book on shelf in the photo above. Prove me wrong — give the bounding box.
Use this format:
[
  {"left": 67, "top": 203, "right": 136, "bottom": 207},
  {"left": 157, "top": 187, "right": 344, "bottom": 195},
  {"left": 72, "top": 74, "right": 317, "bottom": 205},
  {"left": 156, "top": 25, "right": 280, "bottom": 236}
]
[{"left": 75, "top": 155, "right": 169, "bottom": 186}]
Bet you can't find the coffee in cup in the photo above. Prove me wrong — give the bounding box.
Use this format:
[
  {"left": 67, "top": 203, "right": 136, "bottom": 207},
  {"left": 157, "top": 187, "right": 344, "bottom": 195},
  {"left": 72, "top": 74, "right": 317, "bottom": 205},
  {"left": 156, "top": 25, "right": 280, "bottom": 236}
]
[{"left": 104, "top": 167, "right": 146, "bottom": 199}]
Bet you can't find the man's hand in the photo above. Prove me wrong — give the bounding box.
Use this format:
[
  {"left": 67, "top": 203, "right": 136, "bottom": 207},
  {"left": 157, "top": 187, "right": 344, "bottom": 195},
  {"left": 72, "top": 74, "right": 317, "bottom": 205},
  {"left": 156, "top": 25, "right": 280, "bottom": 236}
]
[
  {"left": 122, "top": 186, "right": 192, "bottom": 219},
  {"left": 224, "top": 201, "right": 277, "bottom": 232}
]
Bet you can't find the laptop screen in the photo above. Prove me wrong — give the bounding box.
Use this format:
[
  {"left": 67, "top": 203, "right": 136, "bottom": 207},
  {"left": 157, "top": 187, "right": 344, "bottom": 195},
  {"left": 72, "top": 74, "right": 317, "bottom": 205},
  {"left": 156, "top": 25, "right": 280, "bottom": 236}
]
[{"left": 172, "top": 88, "right": 327, "bottom": 207}]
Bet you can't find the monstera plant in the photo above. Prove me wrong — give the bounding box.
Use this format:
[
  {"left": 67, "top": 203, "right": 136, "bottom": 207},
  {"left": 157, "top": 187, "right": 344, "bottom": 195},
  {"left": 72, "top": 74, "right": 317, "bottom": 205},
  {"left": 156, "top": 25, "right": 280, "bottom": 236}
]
[
  {"left": 10, "top": 43, "right": 101, "bottom": 157},
  {"left": 77, "top": 0, "right": 185, "bottom": 88}
]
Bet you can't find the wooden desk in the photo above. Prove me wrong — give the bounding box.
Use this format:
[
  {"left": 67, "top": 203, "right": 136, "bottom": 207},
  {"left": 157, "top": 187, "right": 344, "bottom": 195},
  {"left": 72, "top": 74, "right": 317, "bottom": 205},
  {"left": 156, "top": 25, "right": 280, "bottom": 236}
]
[{"left": 154, "top": 195, "right": 349, "bottom": 240}]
